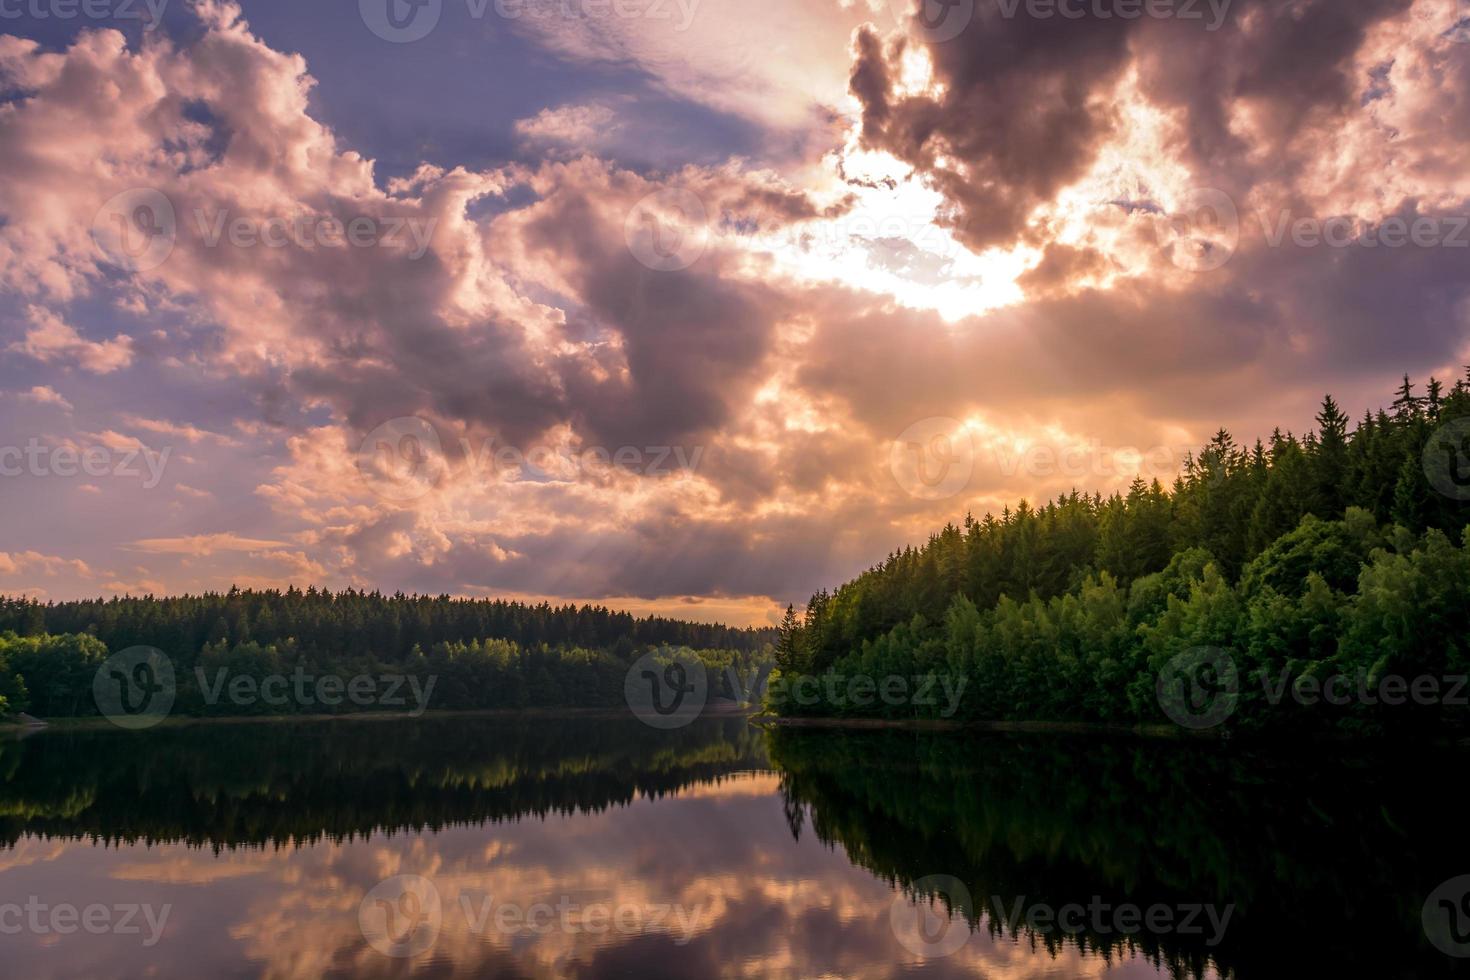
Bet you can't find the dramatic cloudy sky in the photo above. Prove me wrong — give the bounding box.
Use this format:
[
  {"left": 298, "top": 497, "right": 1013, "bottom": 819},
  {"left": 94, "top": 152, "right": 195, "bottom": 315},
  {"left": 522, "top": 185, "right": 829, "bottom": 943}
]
[{"left": 1, "top": 0, "right": 1467, "bottom": 625}]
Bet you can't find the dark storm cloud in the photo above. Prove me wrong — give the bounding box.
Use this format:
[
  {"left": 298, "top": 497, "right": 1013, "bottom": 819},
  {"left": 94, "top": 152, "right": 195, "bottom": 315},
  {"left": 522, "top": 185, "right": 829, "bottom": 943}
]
[{"left": 851, "top": 0, "right": 1416, "bottom": 250}]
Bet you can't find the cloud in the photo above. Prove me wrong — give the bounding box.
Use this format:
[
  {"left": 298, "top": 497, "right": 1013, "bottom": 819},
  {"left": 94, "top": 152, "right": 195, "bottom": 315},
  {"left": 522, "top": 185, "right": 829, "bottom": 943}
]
[
  {"left": 514, "top": 103, "right": 621, "bottom": 153},
  {"left": 0, "top": 0, "right": 1465, "bottom": 618},
  {"left": 122, "top": 415, "right": 242, "bottom": 446},
  {"left": 9, "top": 306, "right": 134, "bottom": 374},
  {"left": 16, "top": 385, "right": 73, "bottom": 411},
  {"left": 130, "top": 533, "right": 290, "bottom": 556},
  {"left": 0, "top": 550, "right": 92, "bottom": 578}
]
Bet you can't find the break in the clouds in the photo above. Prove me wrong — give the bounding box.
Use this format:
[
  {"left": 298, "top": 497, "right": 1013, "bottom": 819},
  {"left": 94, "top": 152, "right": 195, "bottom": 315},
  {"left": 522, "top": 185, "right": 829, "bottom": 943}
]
[{"left": 0, "top": 0, "right": 1466, "bottom": 624}]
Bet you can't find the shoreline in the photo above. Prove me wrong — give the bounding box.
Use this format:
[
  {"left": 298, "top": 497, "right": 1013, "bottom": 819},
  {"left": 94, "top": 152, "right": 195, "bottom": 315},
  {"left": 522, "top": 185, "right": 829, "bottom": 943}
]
[
  {"left": 755, "top": 715, "right": 1200, "bottom": 738},
  {"left": 0, "top": 701, "right": 762, "bottom": 735},
  {"left": 757, "top": 713, "right": 1470, "bottom": 747}
]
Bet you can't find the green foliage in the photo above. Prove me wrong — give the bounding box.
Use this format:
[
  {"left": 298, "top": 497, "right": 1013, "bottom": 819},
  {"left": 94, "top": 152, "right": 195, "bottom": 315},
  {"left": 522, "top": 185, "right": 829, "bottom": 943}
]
[
  {"left": 0, "top": 597, "right": 776, "bottom": 720},
  {"left": 777, "top": 379, "right": 1470, "bottom": 732},
  {"left": 0, "top": 632, "right": 104, "bottom": 717}
]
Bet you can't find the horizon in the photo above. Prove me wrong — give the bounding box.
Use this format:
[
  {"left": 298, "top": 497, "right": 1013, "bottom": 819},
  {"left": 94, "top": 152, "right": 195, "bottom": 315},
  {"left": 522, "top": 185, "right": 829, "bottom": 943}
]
[{"left": 3, "top": 0, "right": 1469, "bottom": 628}]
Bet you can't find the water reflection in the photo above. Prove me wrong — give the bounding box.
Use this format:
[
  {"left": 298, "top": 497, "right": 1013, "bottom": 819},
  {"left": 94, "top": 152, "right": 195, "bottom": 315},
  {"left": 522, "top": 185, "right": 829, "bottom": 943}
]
[
  {"left": 769, "top": 728, "right": 1470, "bottom": 979},
  {"left": 0, "top": 716, "right": 1463, "bottom": 977}
]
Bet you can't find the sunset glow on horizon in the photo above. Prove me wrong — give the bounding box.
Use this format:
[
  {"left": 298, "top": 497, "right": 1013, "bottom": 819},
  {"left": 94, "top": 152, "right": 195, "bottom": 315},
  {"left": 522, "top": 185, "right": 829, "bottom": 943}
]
[{"left": 2, "top": 0, "right": 1468, "bottom": 627}]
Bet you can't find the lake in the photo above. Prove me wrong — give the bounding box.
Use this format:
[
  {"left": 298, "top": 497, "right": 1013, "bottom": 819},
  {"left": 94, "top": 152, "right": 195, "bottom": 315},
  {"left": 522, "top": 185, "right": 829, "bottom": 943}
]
[{"left": 0, "top": 715, "right": 1466, "bottom": 977}]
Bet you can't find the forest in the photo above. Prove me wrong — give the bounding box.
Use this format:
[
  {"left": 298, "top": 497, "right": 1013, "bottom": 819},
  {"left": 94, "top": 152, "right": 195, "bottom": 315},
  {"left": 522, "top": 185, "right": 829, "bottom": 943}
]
[
  {"left": 770, "top": 375, "right": 1470, "bottom": 733},
  {"left": 0, "top": 591, "right": 774, "bottom": 719},
  {"left": 3, "top": 375, "right": 1469, "bottom": 731}
]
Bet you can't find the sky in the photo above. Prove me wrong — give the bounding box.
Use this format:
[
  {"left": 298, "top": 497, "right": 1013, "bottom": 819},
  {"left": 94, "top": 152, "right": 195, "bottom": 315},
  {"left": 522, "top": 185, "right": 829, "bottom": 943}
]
[{"left": 0, "top": 0, "right": 1467, "bottom": 626}]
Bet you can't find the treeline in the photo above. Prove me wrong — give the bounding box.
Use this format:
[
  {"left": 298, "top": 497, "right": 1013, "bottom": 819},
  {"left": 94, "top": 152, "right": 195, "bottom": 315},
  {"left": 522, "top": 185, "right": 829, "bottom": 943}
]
[
  {"left": 0, "top": 631, "right": 772, "bottom": 720},
  {"left": 0, "top": 590, "right": 774, "bottom": 720},
  {"left": 774, "top": 376, "right": 1470, "bottom": 732},
  {"left": 0, "top": 589, "right": 773, "bottom": 659}
]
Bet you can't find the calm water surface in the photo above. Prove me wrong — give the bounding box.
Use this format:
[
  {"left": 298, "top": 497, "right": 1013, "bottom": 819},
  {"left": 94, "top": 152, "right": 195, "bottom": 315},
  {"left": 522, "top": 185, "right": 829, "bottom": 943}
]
[{"left": 0, "top": 716, "right": 1464, "bottom": 978}]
